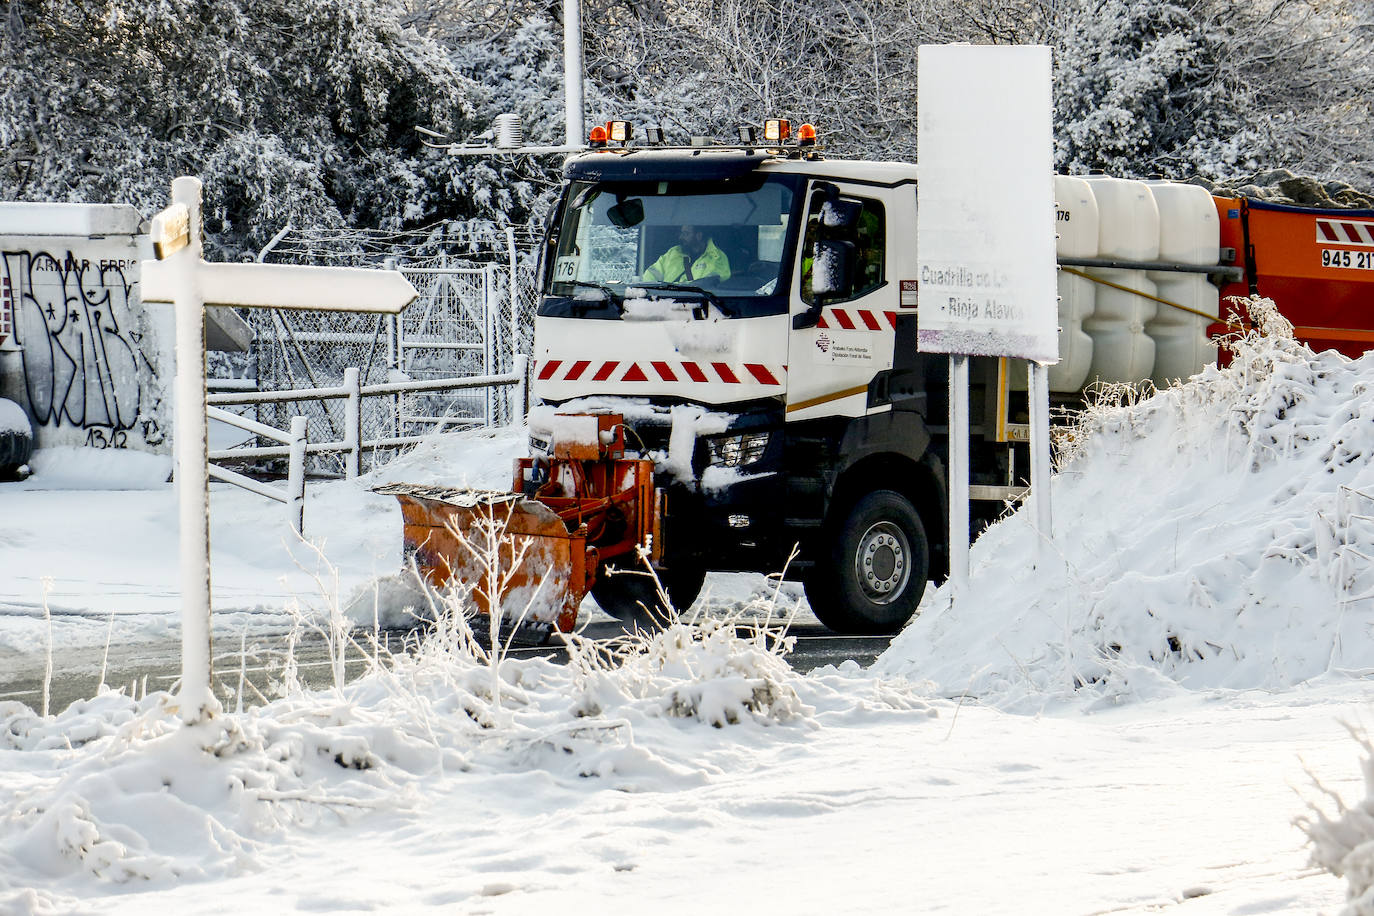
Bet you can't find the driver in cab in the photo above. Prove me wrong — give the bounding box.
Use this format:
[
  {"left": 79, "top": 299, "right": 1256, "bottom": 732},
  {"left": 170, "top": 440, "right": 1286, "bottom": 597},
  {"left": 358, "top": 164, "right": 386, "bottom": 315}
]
[{"left": 642, "top": 225, "right": 730, "bottom": 284}]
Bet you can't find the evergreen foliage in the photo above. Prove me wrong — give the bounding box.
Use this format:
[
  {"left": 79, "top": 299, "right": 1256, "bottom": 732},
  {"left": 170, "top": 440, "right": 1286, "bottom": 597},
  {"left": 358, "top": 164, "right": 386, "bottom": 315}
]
[
  {"left": 2, "top": 0, "right": 1373, "bottom": 254},
  {"left": 1, "top": 0, "right": 478, "bottom": 257}
]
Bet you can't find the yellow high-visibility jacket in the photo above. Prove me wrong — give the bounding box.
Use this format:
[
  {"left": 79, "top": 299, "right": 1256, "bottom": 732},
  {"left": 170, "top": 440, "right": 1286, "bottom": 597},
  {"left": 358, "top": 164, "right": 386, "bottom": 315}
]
[{"left": 644, "top": 240, "right": 731, "bottom": 283}]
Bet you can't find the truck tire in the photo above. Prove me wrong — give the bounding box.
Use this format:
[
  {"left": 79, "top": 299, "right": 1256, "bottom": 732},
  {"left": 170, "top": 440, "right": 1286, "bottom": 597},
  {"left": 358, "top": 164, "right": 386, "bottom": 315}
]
[
  {"left": 592, "top": 563, "right": 707, "bottom": 627},
  {"left": 0, "top": 398, "right": 33, "bottom": 481},
  {"left": 805, "top": 490, "right": 928, "bottom": 635}
]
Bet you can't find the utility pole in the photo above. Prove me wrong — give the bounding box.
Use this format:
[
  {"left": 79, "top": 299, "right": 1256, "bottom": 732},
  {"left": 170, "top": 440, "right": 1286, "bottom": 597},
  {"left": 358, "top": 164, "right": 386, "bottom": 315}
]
[{"left": 563, "top": 0, "right": 585, "bottom": 146}]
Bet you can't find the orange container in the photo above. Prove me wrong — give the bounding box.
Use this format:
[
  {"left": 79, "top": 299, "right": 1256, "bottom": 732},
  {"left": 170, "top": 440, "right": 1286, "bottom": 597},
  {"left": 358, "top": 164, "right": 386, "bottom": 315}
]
[{"left": 1214, "top": 196, "right": 1374, "bottom": 358}]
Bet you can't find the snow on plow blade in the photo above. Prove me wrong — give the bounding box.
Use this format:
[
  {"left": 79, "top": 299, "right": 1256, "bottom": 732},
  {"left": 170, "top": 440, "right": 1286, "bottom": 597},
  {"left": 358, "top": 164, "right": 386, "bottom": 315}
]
[{"left": 375, "top": 484, "right": 594, "bottom": 633}]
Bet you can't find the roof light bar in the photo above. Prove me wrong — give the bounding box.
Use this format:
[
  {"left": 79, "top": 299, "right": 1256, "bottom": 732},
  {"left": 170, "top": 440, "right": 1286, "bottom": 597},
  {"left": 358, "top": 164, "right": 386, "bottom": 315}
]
[
  {"left": 645, "top": 126, "right": 665, "bottom": 144},
  {"left": 588, "top": 125, "right": 608, "bottom": 148},
  {"left": 607, "top": 120, "right": 633, "bottom": 144},
  {"left": 738, "top": 125, "right": 757, "bottom": 144},
  {"left": 797, "top": 123, "right": 818, "bottom": 146}
]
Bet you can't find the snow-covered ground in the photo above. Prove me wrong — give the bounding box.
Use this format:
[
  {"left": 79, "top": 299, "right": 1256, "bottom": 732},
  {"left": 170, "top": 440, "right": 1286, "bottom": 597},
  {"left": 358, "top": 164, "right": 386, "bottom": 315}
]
[{"left": 4, "top": 303, "right": 1374, "bottom": 913}]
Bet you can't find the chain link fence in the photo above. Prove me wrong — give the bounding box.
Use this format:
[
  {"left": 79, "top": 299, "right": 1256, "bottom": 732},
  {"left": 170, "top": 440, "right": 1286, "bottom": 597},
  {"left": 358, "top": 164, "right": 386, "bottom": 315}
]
[{"left": 227, "top": 221, "right": 542, "bottom": 475}]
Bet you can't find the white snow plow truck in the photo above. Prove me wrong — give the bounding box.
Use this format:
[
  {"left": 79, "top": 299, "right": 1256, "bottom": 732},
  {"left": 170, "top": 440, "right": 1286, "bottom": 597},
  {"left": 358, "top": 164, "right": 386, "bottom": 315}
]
[{"left": 382, "top": 118, "right": 1269, "bottom": 637}]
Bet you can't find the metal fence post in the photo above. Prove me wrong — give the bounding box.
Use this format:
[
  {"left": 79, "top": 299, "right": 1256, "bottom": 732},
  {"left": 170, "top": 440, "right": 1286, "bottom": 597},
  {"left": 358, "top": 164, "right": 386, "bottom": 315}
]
[
  {"left": 343, "top": 367, "right": 361, "bottom": 478},
  {"left": 512, "top": 353, "right": 528, "bottom": 425},
  {"left": 287, "top": 415, "right": 308, "bottom": 535},
  {"left": 506, "top": 226, "right": 518, "bottom": 376},
  {"left": 483, "top": 265, "right": 495, "bottom": 426},
  {"left": 386, "top": 257, "right": 403, "bottom": 443}
]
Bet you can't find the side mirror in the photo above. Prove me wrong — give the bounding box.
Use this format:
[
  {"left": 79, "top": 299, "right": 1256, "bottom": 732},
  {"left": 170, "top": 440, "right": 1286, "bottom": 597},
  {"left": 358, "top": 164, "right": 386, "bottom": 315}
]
[
  {"left": 822, "top": 198, "right": 862, "bottom": 230},
  {"left": 811, "top": 238, "right": 854, "bottom": 299},
  {"left": 607, "top": 198, "right": 644, "bottom": 228}
]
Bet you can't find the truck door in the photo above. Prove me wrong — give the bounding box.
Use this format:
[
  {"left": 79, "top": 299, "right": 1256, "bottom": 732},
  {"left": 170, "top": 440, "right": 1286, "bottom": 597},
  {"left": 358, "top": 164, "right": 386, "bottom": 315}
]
[{"left": 786, "top": 182, "right": 899, "bottom": 423}]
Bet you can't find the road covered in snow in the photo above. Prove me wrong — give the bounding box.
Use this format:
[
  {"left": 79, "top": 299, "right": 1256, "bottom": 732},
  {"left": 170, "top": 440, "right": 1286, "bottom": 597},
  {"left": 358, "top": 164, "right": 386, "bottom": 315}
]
[{"left": 3, "top": 302, "right": 1374, "bottom": 914}]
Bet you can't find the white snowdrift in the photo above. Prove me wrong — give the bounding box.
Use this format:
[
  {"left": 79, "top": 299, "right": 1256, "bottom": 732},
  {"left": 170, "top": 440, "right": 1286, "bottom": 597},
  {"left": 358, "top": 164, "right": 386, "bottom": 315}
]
[
  {"left": 0, "top": 604, "right": 933, "bottom": 914},
  {"left": 877, "top": 300, "right": 1374, "bottom": 708}
]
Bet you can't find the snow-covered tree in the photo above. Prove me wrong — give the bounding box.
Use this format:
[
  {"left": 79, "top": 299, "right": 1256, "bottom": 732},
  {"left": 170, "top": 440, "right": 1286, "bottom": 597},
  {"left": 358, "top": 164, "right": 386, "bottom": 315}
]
[
  {"left": 578, "top": 0, "right": 942, "bottom": 160},
  {"left": 5, "top": 0, "right": 1374, "bottom": 254},
  {"left": 0, "top": 0, "right": 480, "bottom": 257},
  {"left": 950, "top": 0, "right": 1374, "bottom": 183}
]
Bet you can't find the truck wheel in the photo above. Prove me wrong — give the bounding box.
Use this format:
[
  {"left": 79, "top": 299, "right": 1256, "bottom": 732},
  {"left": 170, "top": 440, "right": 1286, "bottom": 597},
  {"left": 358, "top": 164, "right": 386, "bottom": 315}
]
[
  {"left": 805, "top": 490, "right": 928, "bottom": 635},
  {"left": 592, "top": 563, "right": 707, "bottom": 627},
  {"left": 0, "top": 398, "right": 33, "bottom": 481}
]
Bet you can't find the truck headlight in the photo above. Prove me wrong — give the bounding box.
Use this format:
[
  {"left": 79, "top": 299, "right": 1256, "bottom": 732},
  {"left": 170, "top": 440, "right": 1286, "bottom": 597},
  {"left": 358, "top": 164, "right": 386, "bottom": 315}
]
[{"left": 705, "top": 431, "right": 770, "bottom": 468}]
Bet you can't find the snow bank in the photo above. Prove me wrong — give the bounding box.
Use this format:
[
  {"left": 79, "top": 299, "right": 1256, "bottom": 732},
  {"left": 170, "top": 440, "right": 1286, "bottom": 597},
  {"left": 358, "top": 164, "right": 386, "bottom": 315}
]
[
  {"left": 0, "top": 597, "right": 934, "bottom": 913},
  {"left": 22, "top": 447, "right": 172, "bottom": 490},
  {"left": 877, "top": 300, "right": 1374, "bottom": 708}
]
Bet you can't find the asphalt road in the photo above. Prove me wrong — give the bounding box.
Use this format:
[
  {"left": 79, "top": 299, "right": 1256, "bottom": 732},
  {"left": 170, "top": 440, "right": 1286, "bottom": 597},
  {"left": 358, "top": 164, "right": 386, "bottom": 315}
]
[{"left": 0, "top": 621, "right": 893, "bottom": 716}]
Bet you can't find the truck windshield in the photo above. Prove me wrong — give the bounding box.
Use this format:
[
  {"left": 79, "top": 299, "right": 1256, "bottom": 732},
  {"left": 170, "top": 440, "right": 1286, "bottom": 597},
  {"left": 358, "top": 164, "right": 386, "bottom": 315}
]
[{"left": 541, "top": 174, "right": 801, "bottom": 319}]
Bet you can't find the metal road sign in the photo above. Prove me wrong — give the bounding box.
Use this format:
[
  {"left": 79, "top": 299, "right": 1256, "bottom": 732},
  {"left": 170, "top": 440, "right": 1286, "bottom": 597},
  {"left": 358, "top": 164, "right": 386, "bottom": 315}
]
[
  {"left": 142, "top": 175, "right": 417, "bottom": 725},
  {"left": 143, "top": 259, "right": 418, "bottom": 313}
]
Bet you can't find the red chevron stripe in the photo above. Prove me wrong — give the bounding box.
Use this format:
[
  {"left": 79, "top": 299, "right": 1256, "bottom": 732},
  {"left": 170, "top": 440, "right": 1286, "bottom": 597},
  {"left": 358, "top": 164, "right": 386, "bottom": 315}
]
[
  {"left": 860, "top": 310, "right": 882, "bottom": 330},
  {"left": 540, "top": 359, "right": 784, "bottom": 387},
  {"left": 1318, "top": 219, "right": 1374, "bottom": 246},
  {"left": 832, "top": 309, "right": 856, "bottom": 330},
  {"left": 745, "top": 364, "right": 781, "bottom": 386},
  {"left": 885, "top": 311, "right": 897, "bottom": 329}
]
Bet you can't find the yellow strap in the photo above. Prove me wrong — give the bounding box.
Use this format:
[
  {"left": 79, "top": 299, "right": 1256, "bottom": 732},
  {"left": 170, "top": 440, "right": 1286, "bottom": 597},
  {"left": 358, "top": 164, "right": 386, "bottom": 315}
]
[{"left": 1060, "top": 266, "right": 1218, "bottom": 322}]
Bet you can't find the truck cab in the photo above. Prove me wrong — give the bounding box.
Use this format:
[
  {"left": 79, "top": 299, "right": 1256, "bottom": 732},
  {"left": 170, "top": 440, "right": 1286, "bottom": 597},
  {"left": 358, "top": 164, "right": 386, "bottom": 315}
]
[{"left": 531, "top": 141, "right": 990, "bottom": 633}]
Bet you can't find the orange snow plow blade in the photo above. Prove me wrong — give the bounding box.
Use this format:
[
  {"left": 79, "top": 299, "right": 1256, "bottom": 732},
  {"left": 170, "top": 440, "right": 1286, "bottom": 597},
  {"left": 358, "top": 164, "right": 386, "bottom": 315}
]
[
  {"left": 376, "top": 414, "right": 660, "bottom": 635},
  {"left": 376, "top": 485, "right": 595, "bottom": 633}
]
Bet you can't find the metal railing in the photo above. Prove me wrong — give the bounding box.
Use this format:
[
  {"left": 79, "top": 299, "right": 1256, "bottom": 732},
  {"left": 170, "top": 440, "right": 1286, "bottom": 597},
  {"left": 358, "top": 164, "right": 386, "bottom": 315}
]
[
  {"left": 207, "top": 355, "right": 528, "bottom": 478},
  {"left": 207, "top": 410, "right": 308, "bottom": 533}
]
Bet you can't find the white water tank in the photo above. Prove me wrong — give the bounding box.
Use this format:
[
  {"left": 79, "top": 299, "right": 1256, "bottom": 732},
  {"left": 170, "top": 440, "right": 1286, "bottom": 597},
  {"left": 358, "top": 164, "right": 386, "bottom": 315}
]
[
  {"left": 1146, "top": 181, "right": 1220, "bottom": 386},
  {"left": 1050, "top": 175, "right": 1098, "bottom": 392},
  {"left": 1151, "top": 180, "right": 1219, "bottom": 264},
  {"left": 1083, "top": 176, "right": 1159, "bottom": 384}
]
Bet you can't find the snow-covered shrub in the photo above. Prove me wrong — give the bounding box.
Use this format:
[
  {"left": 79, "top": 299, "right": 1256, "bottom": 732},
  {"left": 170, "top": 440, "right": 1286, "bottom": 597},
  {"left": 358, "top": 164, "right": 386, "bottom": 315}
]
[
  {"left": 1301, "top": 729, "right": 1374, "bottom": 916},
  {"left": 559, "top": 582, "right": 809, "bottom": 728}
]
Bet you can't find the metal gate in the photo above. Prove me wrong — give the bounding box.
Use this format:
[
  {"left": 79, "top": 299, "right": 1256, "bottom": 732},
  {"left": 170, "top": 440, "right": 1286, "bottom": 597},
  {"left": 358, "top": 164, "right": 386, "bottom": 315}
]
[
  {"left": 242, "top": 224, "right": 537, "bottom": 474},
  {"left": 396, "top": 264, "right": 503, "bottom": 435}
]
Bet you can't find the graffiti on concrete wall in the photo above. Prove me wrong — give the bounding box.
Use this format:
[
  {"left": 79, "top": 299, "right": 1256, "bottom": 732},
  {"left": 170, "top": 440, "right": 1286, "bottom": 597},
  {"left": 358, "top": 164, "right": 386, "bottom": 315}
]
[{"left": 1, "top": 247, "right": 166, "bottom": 451}]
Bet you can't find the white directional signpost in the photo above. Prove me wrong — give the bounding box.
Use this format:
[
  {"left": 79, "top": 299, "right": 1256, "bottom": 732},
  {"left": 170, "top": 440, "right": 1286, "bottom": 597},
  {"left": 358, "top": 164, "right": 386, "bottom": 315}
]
[
  {"left": 916, "top": 45, "right": 1058, "bottom": 588},
  {"left": 142, "top": 176, "right": 418, "bottom": 724}
]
